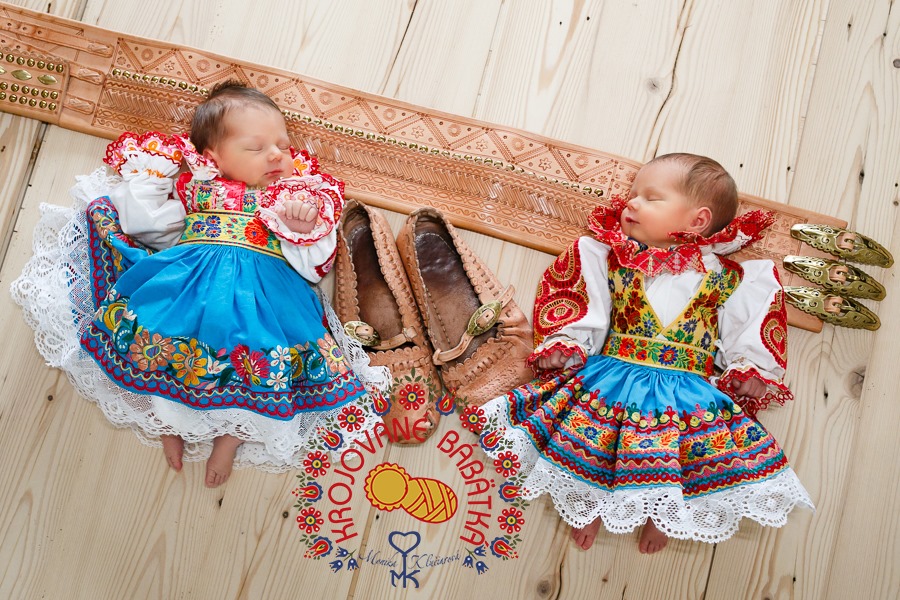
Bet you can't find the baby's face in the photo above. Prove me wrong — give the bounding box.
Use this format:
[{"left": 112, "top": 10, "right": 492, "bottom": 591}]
[
  {"left": 621, "top": 161, "right": 706, "bottom": 248},
  {"left": 204, "top": 106, "right": 293, "bottom": 187}
]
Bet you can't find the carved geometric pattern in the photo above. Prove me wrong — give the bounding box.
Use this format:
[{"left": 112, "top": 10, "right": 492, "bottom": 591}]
[{"left": 0, "top": 4, "right": 846, "bottom": 331}]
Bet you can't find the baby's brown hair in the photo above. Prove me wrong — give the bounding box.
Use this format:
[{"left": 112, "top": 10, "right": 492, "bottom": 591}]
[
  {"left": 190, "top": 81, "right": 282, "bottom": 153},
  {"left": 648, "top": 153, "right": 738, "bottom": 235}
]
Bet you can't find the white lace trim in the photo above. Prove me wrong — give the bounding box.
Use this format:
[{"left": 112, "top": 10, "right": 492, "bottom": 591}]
[
  {"left": 10, "top": 169, "right": 390, "bottom": 473},
  {"left": 481, "top": 397, "right": 814, "bottom": 543}
]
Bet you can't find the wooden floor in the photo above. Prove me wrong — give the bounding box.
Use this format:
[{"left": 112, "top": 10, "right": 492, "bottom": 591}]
[{"left": 1, "top": 1, "right": 897, "bottom": 598}]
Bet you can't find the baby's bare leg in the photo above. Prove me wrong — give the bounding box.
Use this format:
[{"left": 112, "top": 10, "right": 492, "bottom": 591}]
[
  {"left": 160, "top": 434, "right": 184, "bottom": 471},
  {"left": 205, "top": 434, "right": 243, "bottom": 488},
  {"left": 571, "top": 517, "right": 603, "bottom": 550},
  {"left": 638, "top": 519, "right": 668, "bottom": 554}
]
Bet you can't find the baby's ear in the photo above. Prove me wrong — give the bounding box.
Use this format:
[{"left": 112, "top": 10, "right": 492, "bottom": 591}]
[{"left": 691, "top": 206, "right": 712, "bottom": 234}]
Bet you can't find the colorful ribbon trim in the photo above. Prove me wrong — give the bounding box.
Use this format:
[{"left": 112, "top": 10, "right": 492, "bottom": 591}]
[
  {"left": 601, "top": 332, "right": 714, "bottom": 377},
  {"left": 179, "top": 210, "right": 283, "bottom": 259}
]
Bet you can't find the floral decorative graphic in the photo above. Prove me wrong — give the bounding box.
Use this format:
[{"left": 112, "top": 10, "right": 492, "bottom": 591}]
[
  {"left": 298, "top": 507, "right": 324, "bottom": 534},
  {"left": 303, "top": 450, "right": 331, "bottom": 478},
  {"left": 493, "top": 451, "right": 521, "bottom": 478},
  {"left": 460, "top": 405, "right": 487, "bottom": 433},
  {"left": 338, "top": 405, "right": 365, "bottom": 432}
]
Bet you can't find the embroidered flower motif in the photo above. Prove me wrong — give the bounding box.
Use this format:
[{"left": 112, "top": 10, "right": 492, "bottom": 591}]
[
  {"left": 297, "top": 507, "right": 324, "bottom": 534},
  {"left": 658, "top": 345, "right": 678, "bottom": 366},
  {"left": 129, "top": 329, "right": 175, "bottom": 371},
  {"left": 230, "top": 344, "right": 270, "bottom": 386},
  {"left": 498, "top": 507, "right": 525, "bottom": 534},
  {"left": 102, "top": 301, "right": 128, "bottom": 331},
  {"left": 746, "top": 425, "right": 763, "bottom": 442},
  {"left": 266, "top": 371, "right": 289, "bottom": 391},
  {"left": 690, "top": 441, "right": 708, "bottom": 458},
  {"left": 337, "top": 405, "right": 365, "bottom": 432},
  {"left": 304, "top": 450, "right": 331, "bottom": 478},
  {"left": 269, "top": 345, "right": 291, "bottom": 370},
  {"left": 243, "top": 217, "right": 270, "bottom": 247},
  {"left": 171, "top": 339, "right": 208, "bottom": 386},
  {"left": 494, "top": 451, "right": 521, "bottom": 477},
  {"left": 318, "top": 336, "right": 348, "bottom": 375},
  {"left": 460, "top": 405, "right": 487, "bottom": 434}
]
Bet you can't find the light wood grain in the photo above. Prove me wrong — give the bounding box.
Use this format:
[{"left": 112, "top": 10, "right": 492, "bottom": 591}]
[{"left": 0, "top": 0, "right": 898, "bottom": 599}]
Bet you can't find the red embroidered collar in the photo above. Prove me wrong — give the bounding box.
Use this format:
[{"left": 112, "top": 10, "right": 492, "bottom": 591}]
[{"left": 587, "top": 196, "right": 775, "bottom": 276}]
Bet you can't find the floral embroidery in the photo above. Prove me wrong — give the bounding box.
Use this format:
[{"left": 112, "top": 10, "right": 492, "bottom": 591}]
[
  {"left": 761, "top": 276, "right": 788, "bottom": 369},
  {"left": 243, "top": 217, "right": 270, "bottom": 247},
  {"left": 230, "top": 344, "right": 270, "bottom": 386},
  {"left": 129, "top": 329, "right": 175, "bottom": 371},
  {"left": 601, "top": 256, "right": 741, "bottom": 375},
  {"left": 171, "top": 339, "right": 208, "bottom": 386},
  {"left": 534, "top": 241, "right": 589, "bottom": 345},
  {"left": 318, "top": 335, "right": 349, "bottom": 375}
]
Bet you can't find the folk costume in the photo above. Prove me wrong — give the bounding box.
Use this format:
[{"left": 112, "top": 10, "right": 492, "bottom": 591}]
[
  {"left": 479, "top": 199, "right": 813, "bottom": 542},
  {"left": 12, "top": 132, "right": 388, "bottom": 470}
]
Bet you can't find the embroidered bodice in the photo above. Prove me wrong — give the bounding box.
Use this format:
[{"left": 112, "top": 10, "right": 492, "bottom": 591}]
[
  {"left": 601, "top": 257, "right": 742, "bottom": 376},
  {"left": 177, "top": 175, "right": 272, "bottom": 214},
  {"left": 529, "top": 196, "right": 793, "bottom": 415}
]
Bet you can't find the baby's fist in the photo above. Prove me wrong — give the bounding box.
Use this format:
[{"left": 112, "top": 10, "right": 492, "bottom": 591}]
[{"left": 275, "top": 199, "right": 318, "bottom": 234}]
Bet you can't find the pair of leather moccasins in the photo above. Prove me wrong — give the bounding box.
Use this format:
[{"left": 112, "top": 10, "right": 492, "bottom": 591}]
[{"left": 333, "top": 201, "right": 534, "bottom": 444}]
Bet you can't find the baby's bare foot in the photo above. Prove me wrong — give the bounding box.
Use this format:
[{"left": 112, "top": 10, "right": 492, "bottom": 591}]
[
  {"left": 638, "top": 519, "right": 668, "bottom": 554},
  {"left": 161, "top": 435, "right": 184, "bottom": 472},
  {"left": 205, "top": 434, "right": 243, "bottom": 488},
  {"left": 571, "top": 518, "right": 603, "bottom": 550}
]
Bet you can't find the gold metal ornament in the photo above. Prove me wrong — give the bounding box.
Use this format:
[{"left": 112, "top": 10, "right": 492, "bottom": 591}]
[
  {"left": 790, "top": 224, "right": 894, "bottom": 267},
  {"left": 783, "top": 256, "right": 886, "bottom": 300},
  {"left": 784, "top": 286, "right": 880, "bottom": 330}
]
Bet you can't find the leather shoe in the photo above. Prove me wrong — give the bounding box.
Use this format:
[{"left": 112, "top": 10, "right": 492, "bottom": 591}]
[
  {"left": 395, "top": 207, "right": 534, "bottom": 407},
  {"left": 333, "top": 201, "right": 440, "bottom": 443}
]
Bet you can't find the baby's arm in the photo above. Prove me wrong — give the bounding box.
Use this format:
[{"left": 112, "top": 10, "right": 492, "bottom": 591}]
[
  {"left": 258, "top": 174, "right": 343, "bottom": 283},
  {"left": 714, "top": 259, "right": 794, "bottom": 416},
  {"left": 105, "top": 133, "right": 186, "bottom": 250},
  {"left": 274, "top": 199, "right": 318, "bottom": 234},
  {"left": 529, "top": 237, "right": 613, "bottom": 372}
]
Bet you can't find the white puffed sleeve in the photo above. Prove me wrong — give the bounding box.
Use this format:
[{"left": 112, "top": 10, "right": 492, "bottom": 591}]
[
  {"left": 274, "top": 224, "right": 338, "bottom": 284},
  {"left": 712, "top": 259, "right": 793, "bottom": 415},
  {"left": 109, "top": 172, "right": 186, "bottom": 250},
  {"left": 257, "top": 174, "right": 343, "bottom": 284},
  {"left": 529, "top": 236, "right": 613, "bottom": 370}
]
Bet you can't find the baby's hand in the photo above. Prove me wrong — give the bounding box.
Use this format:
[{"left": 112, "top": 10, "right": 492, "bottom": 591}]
[
  {"left": 535, "top": 349, "right": 569, "bottom": 370},
  {"left": 731, "top": 376, "right": 768, "bottom": 399},
  {"left": 275, "top": 199, "right": 318, "bottom": 234}
]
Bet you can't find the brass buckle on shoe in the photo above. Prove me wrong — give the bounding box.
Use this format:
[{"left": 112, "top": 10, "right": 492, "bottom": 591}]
[
  {"left": 783, "top": 256, "right": 886, "bottom": 300},
  {"left": 433, "top": 286, "right": 515, "bottom": 364},
  {"left": 784, "top": 286, "right": 881, "bottom": 330},
  {"left": 790, "top": 224, "right": 894, "bottom": 267},
  {"left": 466, "top": 299, "right": 503, "bottom": 337},
  {"left": 344, "top": 321, "right": 381, "bottom": 346},
  {"left": 344, "top": 321, "right": 417, "bottom": 351}
]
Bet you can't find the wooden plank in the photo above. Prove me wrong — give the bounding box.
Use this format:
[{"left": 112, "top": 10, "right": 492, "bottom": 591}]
[
  {"left": 0, "top": 1, "right": 411, "bottom": 598},
  {"left": 779, "top": 1, "right": 899, "bottom": 599},
  {"left": 694, "top": 1, "right": 899, "bottom": 599}
]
